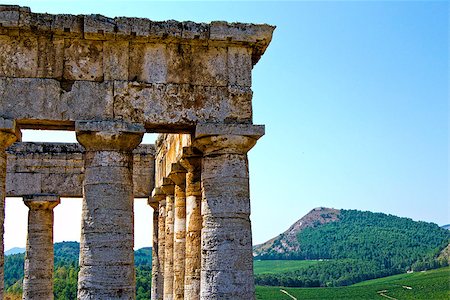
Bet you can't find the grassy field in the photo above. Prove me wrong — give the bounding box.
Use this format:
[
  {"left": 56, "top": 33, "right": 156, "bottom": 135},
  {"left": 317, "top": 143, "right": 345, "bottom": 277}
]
[
  {"left": 255, "top": 266, "right": 450, "bottom": 300},
  {"left": 254, "top": 259, "right": 322, "bottom": 274}
]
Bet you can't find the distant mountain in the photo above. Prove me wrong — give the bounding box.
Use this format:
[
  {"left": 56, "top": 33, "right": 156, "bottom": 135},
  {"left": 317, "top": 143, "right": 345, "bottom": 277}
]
[
  {"left": 253, "top": 208, "right": 450, "bottom": 287},
  {"left": 253, "top": 207, "right": 340, "bottom": 258},
  {"left": 254, "top": 208, "right": 450, "bottom": 262},
  {"left": 442, "top": 224, "right": 450, "bottom": 230},
  {"left": 5, "top": 247, "right": 25, "bottom": 256}
]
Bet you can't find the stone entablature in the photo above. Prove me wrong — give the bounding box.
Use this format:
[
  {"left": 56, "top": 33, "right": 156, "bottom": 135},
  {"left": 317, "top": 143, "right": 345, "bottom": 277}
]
[
  {"left": 0, "top": 5, "right": 274, "bottom": 131},
  {"left": 6, "top": 142, "right": 155, "bottom": 197}
]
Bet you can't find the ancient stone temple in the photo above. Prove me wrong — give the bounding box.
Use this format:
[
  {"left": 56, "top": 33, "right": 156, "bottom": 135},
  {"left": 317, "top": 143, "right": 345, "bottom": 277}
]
[{"left": 0, "top": 4, "right": 274, "bottom": 300}]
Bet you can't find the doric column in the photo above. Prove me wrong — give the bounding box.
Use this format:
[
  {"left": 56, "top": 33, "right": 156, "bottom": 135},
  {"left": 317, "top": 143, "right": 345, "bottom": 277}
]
[
  {"left": 22, "top": 194, "right": 60, "bottom": 300},
  {"left": 194, "top": 124, "right": 264, "bottom": 300},
  {"left": 0, "top": 118, "right": 20, "bottom": 299},
  {"left": 161, "top": 178, "right": 175, "bottom": 300},
  {"left": 168, "top": 163, "right": 187, "bottom": 300},
  {"left": 75, "top": 120, "right": 144, "bottom": 300},
  {"left": 150, "top": 188, "right": 166, "bottom": 300},
  {"left": 179, "top": 147, "right": 202, "bottom": 300}
]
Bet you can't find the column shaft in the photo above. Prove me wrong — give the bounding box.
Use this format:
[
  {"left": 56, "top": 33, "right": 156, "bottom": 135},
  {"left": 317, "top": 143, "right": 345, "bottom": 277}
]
[
  {"left": 22, "top": 195, "right": 60, "bottom": 300},
  {"left": 76, "top": 120, "right": 144, "bottom": 300},
  {"left": 195, "top": 132, "right": 261, "bottom": 300},
  {"left": 172, "top": 184, "right": 186, "bottom": 300},
  {"left": 180, "top": 149, "right": 202, "bottom": 300},
  {"left": 157, "top": 200, "right": 166, "bottom": 299},
  {"left": 162, "top": 180, "right": 175, "bottom": 300},
  {"left": 150, "top": 189, "right": 165, "bottom": 300},
  {"left": 150, "top": 205, "right": 159, "bottom": 300}
]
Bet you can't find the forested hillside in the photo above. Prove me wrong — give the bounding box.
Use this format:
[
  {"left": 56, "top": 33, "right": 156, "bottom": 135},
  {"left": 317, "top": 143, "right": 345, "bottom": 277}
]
[
  {"left": 254, "top": 208, "right": 450, "bottom": 287},
  {"left": 4, "top": 242, "right": 152, "bottom": 300}
]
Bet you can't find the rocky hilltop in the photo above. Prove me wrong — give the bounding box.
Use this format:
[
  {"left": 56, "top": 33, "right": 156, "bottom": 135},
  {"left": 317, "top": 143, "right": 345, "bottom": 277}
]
[{"left": 253, "top": 207, "right": 340, "bottom": 258}]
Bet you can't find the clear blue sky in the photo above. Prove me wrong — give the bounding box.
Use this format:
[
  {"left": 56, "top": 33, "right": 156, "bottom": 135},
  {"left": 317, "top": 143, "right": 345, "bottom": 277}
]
[{"left": 2, "top": 1, "right": 448, "bottom": 248}]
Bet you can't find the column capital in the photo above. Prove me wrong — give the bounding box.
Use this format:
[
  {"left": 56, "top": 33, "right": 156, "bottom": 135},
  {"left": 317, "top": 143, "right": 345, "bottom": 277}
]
[
  {"left": 23, "top": 194, "right": 60, "bottom": 210},
  {"left": 194, "top": 123, "right": 264, "bottom": 155},
  {"left": 75, "top": 120, "right": 145, "bottom": 151},
  {"left": 160, "top": 177, "right": 175, "bottom": 195},
  {"left": 168, "top": 163, "right": 187, "bottom": 187},
  {"left": 149, "top": 187, "right": 166, "bottom": 208},
  {"left": 0, "top": 118, "right": 21, "bottom": 149},
  {"left": 179, "top": 147, "right": 202, "bottom": 172}
]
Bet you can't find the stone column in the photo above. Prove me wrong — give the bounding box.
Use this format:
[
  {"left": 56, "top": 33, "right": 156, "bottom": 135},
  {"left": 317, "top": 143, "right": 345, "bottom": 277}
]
[
  {"left": 150, "top": 188, "right": 166, "bottom": 300},
  {"left": 0, "top": 118, "right": 20, "bottom": 299},
  {"left": 161, "top": 178, "right": 175, "bottom": 300},
  {"left": 194, "top": 124, "right": 264, "bottom": 300},
  {"left": 179, "top": 147, "right": 202, "bottom": 300},
  {"left": 75, "top": 120, "right": 144, "bottom": 300},
  {"left": 168, "top": 164, "right": 187, "bottom": 300},
  {"left": 22, "top": 194, "right": 60, "bottom": 300}
]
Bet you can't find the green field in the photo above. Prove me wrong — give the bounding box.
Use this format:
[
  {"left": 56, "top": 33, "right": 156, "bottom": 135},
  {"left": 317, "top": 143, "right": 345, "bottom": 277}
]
[
  {"left": 255, "top": 266, "right": 450, "bottom": 300},
  {"left": 254, "top": 259, "right": 322, "bottom": 274}
]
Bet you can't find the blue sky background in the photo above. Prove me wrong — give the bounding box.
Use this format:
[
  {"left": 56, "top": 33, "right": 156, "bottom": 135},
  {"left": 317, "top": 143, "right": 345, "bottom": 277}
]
[{"left": 2, "top": 1, "right": 448, "bottom": 249}]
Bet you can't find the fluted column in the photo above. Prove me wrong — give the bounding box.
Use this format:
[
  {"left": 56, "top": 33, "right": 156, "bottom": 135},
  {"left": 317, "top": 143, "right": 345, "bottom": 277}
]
[
  {"left": 75, "top": 120, "right": 144, "bottom": 300},
  {"left": 161, "top": 178, "right": 175, "bottom": 300},
  {"left": 0, "top": 118, "right": 20, "bottom": 299},
  {"left": 150, "top": 188, "right": 166, "bottom": 300},
  {"left": 194, "top": 124, "right": 264, "bottom": 300},
  {"left": 179, "top": 147, "right": 202, "bottom": 300},
  {"left": 168, "top": 164, "right": 187, "bottom": 300},
  {"left": 22, "top": 194, "right": 60, "bottom": 300}
]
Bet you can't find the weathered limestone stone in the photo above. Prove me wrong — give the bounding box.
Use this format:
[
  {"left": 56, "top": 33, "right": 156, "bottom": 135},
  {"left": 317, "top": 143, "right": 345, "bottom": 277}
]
[
  {"left": 0, "top": 118, "right": 20, "bottom": 299},
  {"left": 75, "top": 120, "right": 144, "bottom": 300},
  {"left": 194, "top": 123, "right": 264, "bottom": 300},
  {"left": 161, "top": 178, "right": 175, "bottom": 300},
  {"left": 157, "top": 195, "right": 166, "bottom": 300},
  {"left": 22, "top": 194, "right": 60, "bottom": 300},
  {"left": 6, "top": 142, "right": 155, "bottom": 198},
  {"left": 149, "top": 188, "right": 166, "bottom": 300},
  {"left": 168, "top": 163, "right": 187, "bottom": 300},
  {"left": 0, "top": 6, "right": 274, "bottom": 131},
  {"left": 179, "top": 147, "right": 202, "bottom": 300}
]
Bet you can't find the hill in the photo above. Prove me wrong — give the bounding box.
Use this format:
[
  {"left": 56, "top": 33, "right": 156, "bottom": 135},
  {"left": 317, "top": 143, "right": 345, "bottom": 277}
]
[
  {"left": 255, "top": 266, "right": 450, "bottom": 300},
  {"left": 4, "top": 242, "right": 152, "bottom": 300},
  {"left": 253, "top": 207, "right": 340, "bottom": 258},
  {"left": 253, "top": 208, "right": 450, "bottom": 287},
  {"left": 5, "top": 248, "right": 25, "bottom": 256},
  {"left": 442, "top": 224, "right": 450, "bottom": 230}
]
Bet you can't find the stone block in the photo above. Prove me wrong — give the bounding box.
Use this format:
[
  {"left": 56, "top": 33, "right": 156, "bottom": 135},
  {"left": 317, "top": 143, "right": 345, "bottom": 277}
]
[
  {"left": 166, "top": 44, "right": 191, "bottom": 84},
  {"left": 195, "top": 123, "right": 265, "bottom": 139},
  {"left": 228, "top": 46, "right": 252, "bottom": 87},
  {"left": 0, "top": 9, "right": 19, "bottom": 27},
  {"left": 191, "top": 46, "right": 227, "bottom": 86},
  {"left": 0, "top": 78, "right": 62, "bottom": 120},
  {"left": 181, "top": 21, "right": 209, "bottom": 40},
  {"left": 103, "top": 41, "right": 129, "bottom": 80},
  {"left": 52, "top": 14, "right": 83, "bottom": 37},
  {"left": 62, "top": 81, "right": 114, "bottom": 120},
  {"left": 6, "top": 172, "right": 42, "bottom": 195},
  {"left": 84, "top": 14, "right": 116, "bottom": 40},
  {"left": 40, "top": 173, "right": 83, "bottom": 197},
  {"left": 63, "top": 39, "right": 104, "bottom": 81},
  {"left": 36, "top": 36, "right": 64, "bottom": 79},
  {"left": 115, "top": 17, "right": 151, "bottom": 38},
  {"left": 210, "top": 21, "right": 274, "bottom": 43},
  {"left": 227, "top": 86, "right": 253, "bottom": 122},
  {"left": 0, "top": 35, "right": 38, "bottom": 77},
  {"left": 150, "top": 20, "right": 182, "bottom": 39},
  {"left": 129, "top": 43, "right": 167, "bottom": 83}
]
